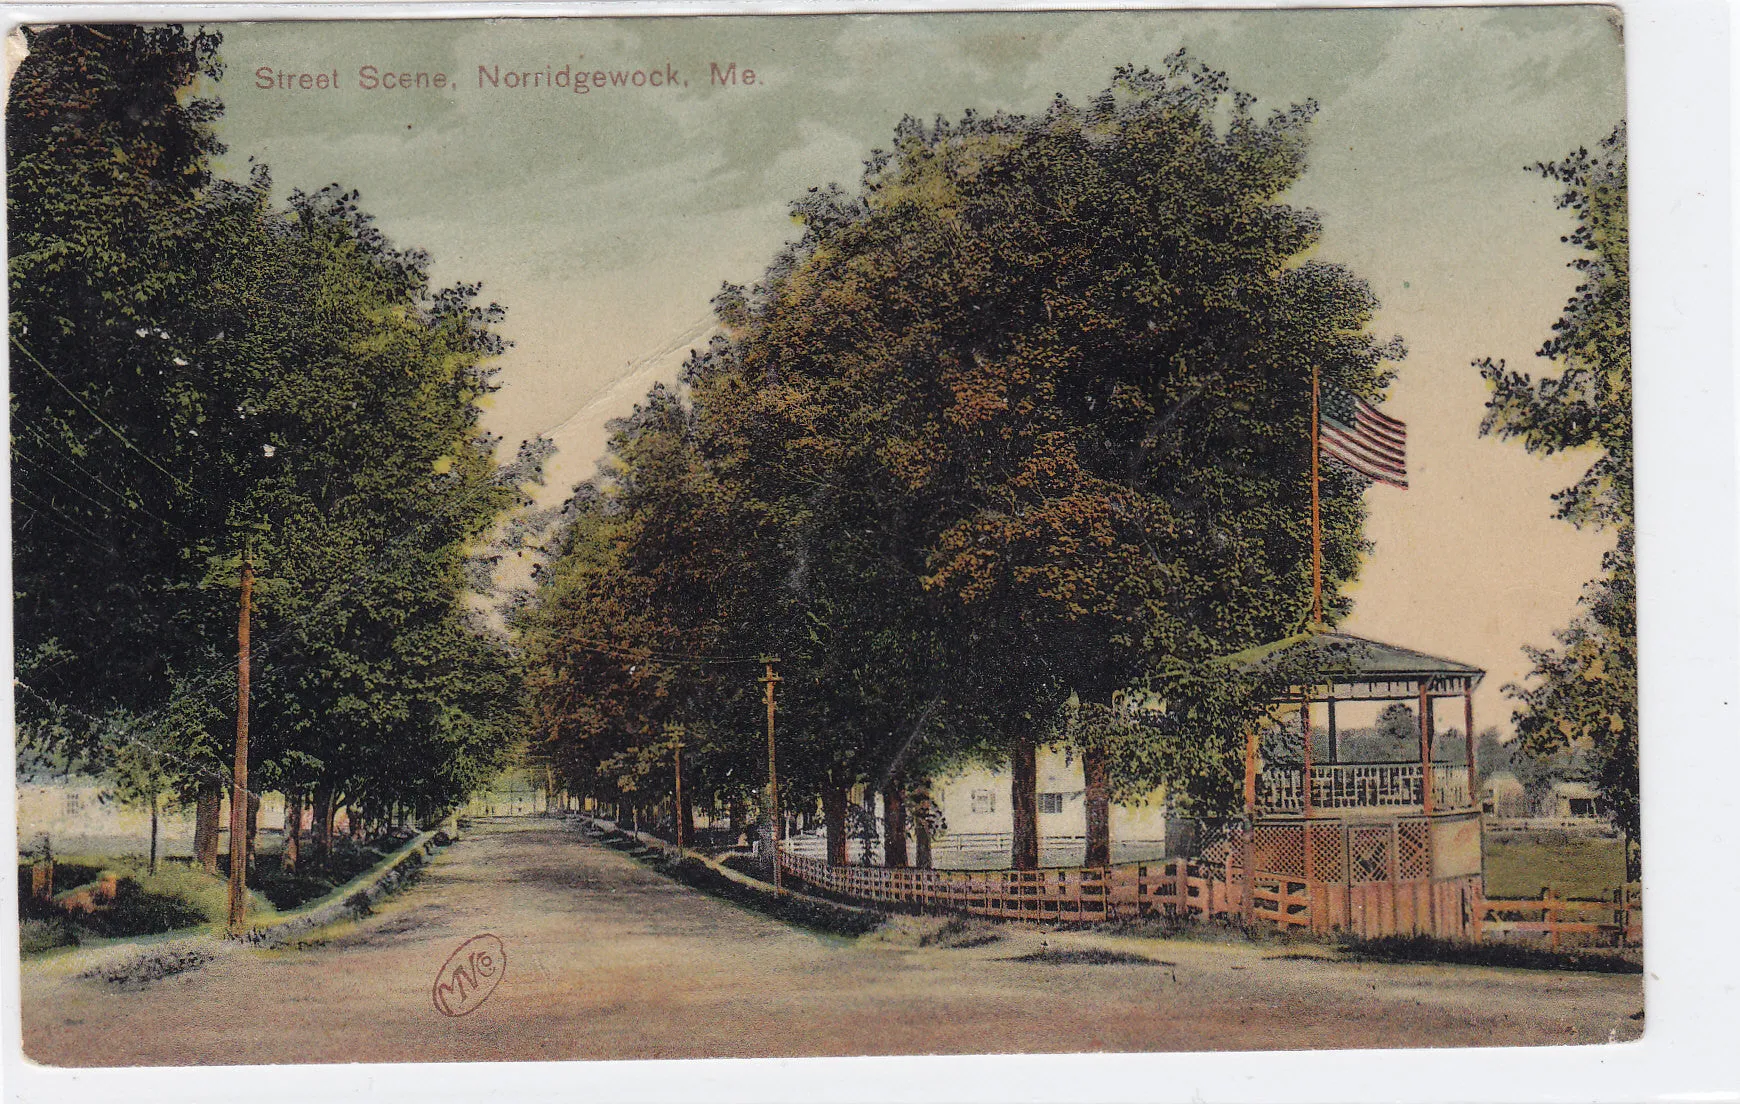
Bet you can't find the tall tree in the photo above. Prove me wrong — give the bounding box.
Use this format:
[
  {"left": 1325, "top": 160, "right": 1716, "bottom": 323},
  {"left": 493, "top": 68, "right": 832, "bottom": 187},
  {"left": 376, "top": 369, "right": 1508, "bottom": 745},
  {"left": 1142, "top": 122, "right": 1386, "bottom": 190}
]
[
  {"left": 12, "top": 27, "right": 528, "bottom": 850},
  {"left": 1475, "top": 123, "right": 1636, "bottom": 874},
  {"left": 691, "top": 55, "right": 1400, "bottom": 867},
  {"left": 527, "top": 55, "right": 1401, "bottom": 873},
  {"left": 9, "top": 24, "right": 233, "bottom": 732}
]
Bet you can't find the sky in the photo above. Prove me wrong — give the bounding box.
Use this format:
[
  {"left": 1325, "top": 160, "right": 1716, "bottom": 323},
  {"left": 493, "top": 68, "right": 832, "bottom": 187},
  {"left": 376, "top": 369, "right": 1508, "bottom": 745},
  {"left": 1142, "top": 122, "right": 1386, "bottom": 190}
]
[{"left": 202, "top": 7, "right": 1627, "bottom": 738}]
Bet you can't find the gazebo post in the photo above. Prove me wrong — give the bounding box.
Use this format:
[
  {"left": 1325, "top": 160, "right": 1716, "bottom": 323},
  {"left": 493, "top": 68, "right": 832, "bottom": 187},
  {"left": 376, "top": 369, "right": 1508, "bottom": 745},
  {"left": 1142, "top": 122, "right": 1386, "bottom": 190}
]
[
  {"left": 1418, "top": 682, "right": 1434, "bottom": 816},
  {"left": 1419, "top": 681, "right": 1437, "bottom": 934},
  {"left": 1464, "top": 687, "right": 1477, "bottom": 804}
]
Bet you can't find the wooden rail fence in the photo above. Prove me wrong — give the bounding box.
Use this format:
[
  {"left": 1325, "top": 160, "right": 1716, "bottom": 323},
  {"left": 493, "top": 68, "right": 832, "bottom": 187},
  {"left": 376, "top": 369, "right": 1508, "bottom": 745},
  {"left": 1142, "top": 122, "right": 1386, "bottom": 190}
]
[
  {"left": 777, "top": 852, "right": 1641, "bottom": 947},
  {"left": 1476, "top": 886, "right": 1642, "bottom": 948}
]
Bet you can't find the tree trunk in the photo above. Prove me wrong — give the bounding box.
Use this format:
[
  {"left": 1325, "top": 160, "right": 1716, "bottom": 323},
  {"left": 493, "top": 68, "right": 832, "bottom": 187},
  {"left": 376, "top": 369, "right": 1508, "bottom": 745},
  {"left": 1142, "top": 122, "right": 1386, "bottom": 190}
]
[
  {"left": 729, "top": 795, "right": 746, "bottom": 840},
  {"left": 195, "top": 781, "right": 222, "bottom": 874},
  {"left": 1011, "top": 734, "right": 1039, "bottom": 871},
  {"left": 883, "top": 778, "right": 909, "bottom": 868},
  {"left": 313, "top": 783, "right": 335, "bottom": 865},
  {"left": 191, "top": 792, "right": 207, "bottom": 869},
  {"left": 1083, "top": 744, "right": 1111, "bottom": 868},
  {"left": 913, "top": 782, "right": 934, "bottom": 870},
  {"left": 678, "top": 783, "right": 695, "bottom": 845},
  {"left": 148, "top": 791, "right": 159, "bottom": 875},
  {"left": 282, "top": 791, "right": 302, "bottom": 872},
  {"left": 244, "top": 791, "right": 261, "bottom": 868},
  {"left": 823, "top": 781, "right": 850, "bottom": 867}
]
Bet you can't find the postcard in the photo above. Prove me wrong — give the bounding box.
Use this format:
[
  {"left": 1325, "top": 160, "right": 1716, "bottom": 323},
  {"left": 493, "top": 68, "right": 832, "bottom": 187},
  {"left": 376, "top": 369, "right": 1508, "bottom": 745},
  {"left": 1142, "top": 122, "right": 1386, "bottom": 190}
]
[{"left": 6, "top": 3, "right": 1672, "bottom": 1083}]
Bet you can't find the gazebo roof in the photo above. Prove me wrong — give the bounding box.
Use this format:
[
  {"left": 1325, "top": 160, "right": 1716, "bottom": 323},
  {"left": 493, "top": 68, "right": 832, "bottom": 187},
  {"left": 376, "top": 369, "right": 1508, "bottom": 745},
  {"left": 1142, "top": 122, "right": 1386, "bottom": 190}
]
[{"left": 1225, "top": 629, "right": 1484, "bottom": 697}]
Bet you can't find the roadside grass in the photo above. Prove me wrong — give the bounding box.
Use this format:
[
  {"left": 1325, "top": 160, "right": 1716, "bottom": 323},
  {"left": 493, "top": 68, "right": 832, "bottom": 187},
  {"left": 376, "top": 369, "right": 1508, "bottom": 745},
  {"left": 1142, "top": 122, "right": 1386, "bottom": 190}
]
[
  {"left": 584, "top": 824, "right": 886, "bottom": 937},
  {"left": 243, "top": 840, "right": 393, "bottom": 910},
  {"left": 1481, "top": 834, "right": 1629, "bottom": 899},
  {"left": 77, "top": 866, "right": 265, "bottom": 937},
  {"left": 67, "top": 832, "right": 450, "bottom": 989},
  {"left": 918, "top": 914, "right": 1004, "bottom": 949},
  {"left": 17, "top": 855, "right": 277, "bottom": 954},
  {"left": 20, "top": 916, "right": 81, "bottom": 955},
  {"left": 18, "top": 835, "right": 426, "bottom": 957},
  {"left": 1342, "top": 933, "right": 1642, "bottom": 974},
  {"left": 1006, "top": 946, "right": 1161, "bottom": 966},
  {"left": 657, "top": 854, "right": 886, "bottom": 937}
]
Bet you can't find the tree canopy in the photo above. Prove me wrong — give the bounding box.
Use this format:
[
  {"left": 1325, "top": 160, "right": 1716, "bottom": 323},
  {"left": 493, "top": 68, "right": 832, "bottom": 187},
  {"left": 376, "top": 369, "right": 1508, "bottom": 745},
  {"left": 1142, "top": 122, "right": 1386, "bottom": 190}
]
[
  {"left": 1475, "top": 123, "right": 1636, "bottom": 868},
  {"left": 11, "top": 24, "right": 532, "bottom": 844},
  {"left": 525, "top": 53, "right": 1404, "bottom": 867}
]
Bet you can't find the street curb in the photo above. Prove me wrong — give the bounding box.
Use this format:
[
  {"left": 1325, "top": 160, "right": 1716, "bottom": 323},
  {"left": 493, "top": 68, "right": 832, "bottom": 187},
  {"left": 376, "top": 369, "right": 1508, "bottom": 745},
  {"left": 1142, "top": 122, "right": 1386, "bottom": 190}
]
[
  {"left": 246, "top": 828, "right": 444, "bottom": 948},
  {"left": 30, "top": 828, "right": 452, "bottom": 979},
  {"left": 576, "top": 816, "right": 887, "bottom": 929}
]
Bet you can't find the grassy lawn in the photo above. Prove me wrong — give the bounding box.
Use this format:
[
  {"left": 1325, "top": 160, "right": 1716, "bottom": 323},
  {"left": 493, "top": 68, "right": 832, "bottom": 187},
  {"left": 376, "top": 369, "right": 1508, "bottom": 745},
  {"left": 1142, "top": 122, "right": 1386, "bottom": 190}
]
[
  {"left": 16, "top": 838, "right": 404, "bottom": 956},
  {"left": 17, "top": 856, "right": 279, "bottom": 955},
  {"left": 1482, "top": 834, "right": 1629, "bottom": 900}
]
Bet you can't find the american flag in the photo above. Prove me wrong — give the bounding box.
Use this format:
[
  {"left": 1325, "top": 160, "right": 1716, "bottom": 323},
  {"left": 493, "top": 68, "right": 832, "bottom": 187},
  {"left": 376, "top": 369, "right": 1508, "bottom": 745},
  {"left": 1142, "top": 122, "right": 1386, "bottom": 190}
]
[{"left": 1319, "top": 384, "right": 1407, "bottom": 489}]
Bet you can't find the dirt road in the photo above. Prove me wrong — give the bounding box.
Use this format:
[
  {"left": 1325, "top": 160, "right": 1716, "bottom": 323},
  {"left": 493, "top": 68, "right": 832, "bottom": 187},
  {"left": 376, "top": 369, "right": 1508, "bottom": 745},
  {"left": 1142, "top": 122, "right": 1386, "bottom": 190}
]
[{"left": 20, "top": 818, "right": 1644, "bottom": 1065}]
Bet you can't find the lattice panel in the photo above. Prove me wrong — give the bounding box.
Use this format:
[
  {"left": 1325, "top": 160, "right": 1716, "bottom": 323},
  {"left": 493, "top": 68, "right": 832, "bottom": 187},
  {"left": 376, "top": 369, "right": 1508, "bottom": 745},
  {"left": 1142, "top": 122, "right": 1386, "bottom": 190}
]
[
  {"left": 1197, "top": 822, "right": 1235, "bottom": 866},
  {"left": 1397, "top": 820, "right": 1431, "bottom": 880},
  {"left": 1349, "top": 826, "right": 1393, "bottom": 884},
  {"left": 1254, "top": 824, "right": 1306, "bottom": 879},
  {"left": 1308, "top": 824, "right": 1345, "bottom": 882}
]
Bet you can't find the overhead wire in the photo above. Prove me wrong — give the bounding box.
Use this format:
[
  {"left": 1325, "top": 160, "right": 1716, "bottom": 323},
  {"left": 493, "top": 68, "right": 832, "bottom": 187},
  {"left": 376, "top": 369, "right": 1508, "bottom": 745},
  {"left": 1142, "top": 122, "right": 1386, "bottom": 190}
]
[
  {"left": 11, "top": 335, "right": 197, "bottom": 494},
  {"left": 12, "top": 310, "right": 732, "bottom": 778},
  {"left": 11, "top": 438, "right": 183, "bottom": 537}
]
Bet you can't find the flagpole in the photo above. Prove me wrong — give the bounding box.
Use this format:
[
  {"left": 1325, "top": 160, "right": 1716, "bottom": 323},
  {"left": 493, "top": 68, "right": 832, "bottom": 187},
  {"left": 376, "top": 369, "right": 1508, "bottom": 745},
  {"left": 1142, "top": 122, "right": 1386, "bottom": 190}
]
[{"left": 1310, "top": 363, "right": 1322, "bottom": 628}]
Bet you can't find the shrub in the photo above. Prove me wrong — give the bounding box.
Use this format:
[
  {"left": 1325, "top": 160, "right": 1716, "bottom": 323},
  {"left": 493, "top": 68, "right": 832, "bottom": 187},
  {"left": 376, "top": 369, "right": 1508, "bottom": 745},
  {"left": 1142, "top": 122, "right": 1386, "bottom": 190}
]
[
  {"left": 76, "top": 877, "right": 211, "bottom": 938},
  {"left": 1341, "top": 933, "right": 1641, "bottom": 974},
  {"left": 251, "top": 871, "right": 339, "bottom": 910},
  {"left": 20, "top": 916, "right": 79, "bottom": 955}
]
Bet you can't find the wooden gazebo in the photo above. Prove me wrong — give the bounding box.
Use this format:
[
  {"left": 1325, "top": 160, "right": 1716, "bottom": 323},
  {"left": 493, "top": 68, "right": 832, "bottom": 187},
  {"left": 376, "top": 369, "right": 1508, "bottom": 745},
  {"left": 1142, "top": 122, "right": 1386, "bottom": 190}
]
[{"left": 1229, "top": 630, "right": 1486, "bottom": 938}]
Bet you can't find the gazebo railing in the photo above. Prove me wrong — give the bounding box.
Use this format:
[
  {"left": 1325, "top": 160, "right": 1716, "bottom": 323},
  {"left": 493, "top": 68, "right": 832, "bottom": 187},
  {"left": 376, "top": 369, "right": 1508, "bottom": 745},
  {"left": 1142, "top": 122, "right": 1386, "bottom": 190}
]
[{"left": 1259, "top": 762, "right": 1474, "bottom": 813}]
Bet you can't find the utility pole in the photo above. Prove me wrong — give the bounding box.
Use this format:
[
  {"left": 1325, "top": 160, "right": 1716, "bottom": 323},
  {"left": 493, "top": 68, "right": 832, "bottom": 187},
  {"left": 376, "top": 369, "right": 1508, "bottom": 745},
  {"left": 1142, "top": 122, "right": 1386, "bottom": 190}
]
[
  {"left": 760, "top": 657, "right": 782, "bottom": 892},
  {"left": 1310, "top": 361, "right": 1323, "bottom": 627},
  {"left": 670, "top": 722, "right": 686, "bottom": 851},
  {"left": 226, "top": 559, "right": 254, "bottom": 934}
]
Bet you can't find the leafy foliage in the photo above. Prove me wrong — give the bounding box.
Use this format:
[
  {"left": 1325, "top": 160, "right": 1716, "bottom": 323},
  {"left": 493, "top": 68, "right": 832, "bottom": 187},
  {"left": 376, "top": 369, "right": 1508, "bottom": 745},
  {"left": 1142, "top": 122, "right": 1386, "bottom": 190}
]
[
  {"left": 1475, "top": 124, "right": 1636, "bottom": 860},
  {"left": 10, "top": 25, "right": 529, "bottom": 843},
  {"left": 527, "top": 54, "right": 1403, "bottom": 858}
]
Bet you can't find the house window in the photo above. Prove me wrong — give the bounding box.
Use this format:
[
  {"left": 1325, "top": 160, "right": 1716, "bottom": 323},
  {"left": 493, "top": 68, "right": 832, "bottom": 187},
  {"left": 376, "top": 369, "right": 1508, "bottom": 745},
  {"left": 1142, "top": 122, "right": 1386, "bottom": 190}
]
[
  {"left": 1569, "top": 797, "right": 1597, "bottom": 817},
  {"left": 1038, "top": 792, "right": 1065, "bottom": 815},
  {"left": 970, "top": 789, "right": 995, "bottom": 815},
  {"left": 63, "top": 793, "right": 81, "bottom": 815}
]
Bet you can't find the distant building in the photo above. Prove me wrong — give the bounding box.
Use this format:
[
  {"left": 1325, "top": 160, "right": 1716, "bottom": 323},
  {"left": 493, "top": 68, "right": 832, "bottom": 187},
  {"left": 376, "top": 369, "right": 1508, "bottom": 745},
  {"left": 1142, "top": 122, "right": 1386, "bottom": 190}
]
[
  {"left": 1480, "top": 771, "right": 1531, "bottom": 818},
  {"left": 792, "top": 747, "right": 1173, "bottom": 869},
  {"left": 16, "top": 774, "right": 287, "bottom": 859},
  {"left": 1549, "top": 780, "right": 1604, "bottom": 820},
  {"left": 933, "top": 748, "right": 1171, "bottom": 863}
]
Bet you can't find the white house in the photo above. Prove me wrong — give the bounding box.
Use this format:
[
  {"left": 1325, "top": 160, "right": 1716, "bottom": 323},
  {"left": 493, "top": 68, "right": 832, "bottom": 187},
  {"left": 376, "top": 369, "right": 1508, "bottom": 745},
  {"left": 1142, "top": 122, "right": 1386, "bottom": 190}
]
[
  {"left": 16, "top": 774, "right": 288, "bottom": 860},
  {"left": 787, "top": 746, "right": 1173, "bottom": 870}
]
